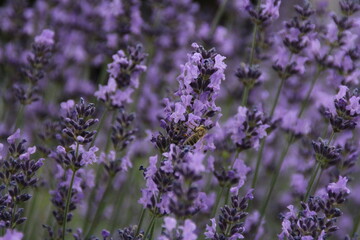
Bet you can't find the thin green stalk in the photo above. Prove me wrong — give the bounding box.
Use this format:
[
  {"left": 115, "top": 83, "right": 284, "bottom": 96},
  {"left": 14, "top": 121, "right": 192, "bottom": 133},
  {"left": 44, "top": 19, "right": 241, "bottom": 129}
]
[
  {"left": 251, "top": 139, "right": 265, "bottom": 188},
  {"left": 303, "top": 162, "right": 321, "bottom": 201},
  {"left": 297, "top": 68, "right": 322, "bottom": 117},
  {"left": 135, "top": 209, "right": 146, "bottom": 236},
  {"left": 328, "top": 131, "right": 335, "bottom": 145},
  {"left": 311, "top": 168, "right": 323, "bottom": 196},
  {"left": 144, "top": 215, "right": 156, "bottom": 239},
  {"left": 13, "top": 104, "right": 24, "bottom": 131},
  {"left": 62, "top": 168, "right": 77, "bottom": 240},
  {"left": 241, "top": 86, "right": 250, "bottom": 106},
  {"left": 85, "top": 176, "right": 114, "bottom": 238},
  {"left": 82, "top": 166, "right": 103, "bottom": 231},
  {"left": 110, "top": 164, "right": 138, "bottom": 231},
  {"left": 224, "top": 186, "right": 231, "bottom": 205},
  {"left": 148, "top": 218, "right": 157, "bottom": 240},
  {"left": 248, "top": 23, "right": 259, "bottom": 67},
  {"left": 210, "top": 0, "right": 229, "bottom": 35},
  {"left": 23, "top": 188, "right": 38, "bottom": 234},
  {"left": 269, "top": 77, "right": 286, "bottom": 118},
  {"left": 89, "top": 108, "right": 108, "bottom": 148},
  {"left": 62, "top": 143, "right": 79, "bottom": 240},
  {"left": 105, "top": 111, "right": 117, "bottom": 152},
  {"left": 255, "top": 134, "right": 294, "bottom": 234},
  {"left": 211, "top": 187, "right": 225, "bottom": 217},
  {"left": 352, "top": 211, "right": 360, "bottom": 237}
]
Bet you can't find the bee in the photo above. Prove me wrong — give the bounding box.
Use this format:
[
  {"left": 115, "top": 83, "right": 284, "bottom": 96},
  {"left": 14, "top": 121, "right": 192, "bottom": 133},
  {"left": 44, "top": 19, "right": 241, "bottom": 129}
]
[{"left": 183, "top": 125, "right": 208, "bottom": 146}]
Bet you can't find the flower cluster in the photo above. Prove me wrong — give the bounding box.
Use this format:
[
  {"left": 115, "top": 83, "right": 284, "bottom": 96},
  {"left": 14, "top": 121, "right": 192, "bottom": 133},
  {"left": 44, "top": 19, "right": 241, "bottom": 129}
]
[
  {"left": 238, "top": 0, "right": 281, "bottom": 25},
  {"left": 95, "top": 45, "right": 147, "bottom": 109},
  {"left": 152, "top": 43, "right": 226, "bottom": 152},
  {"left": 279, "top": 176, "right": 351, "bottom": 239},
  {"left": 312, "top": 138, "right": 342, "bottom": 169},
  {"left": 205, "top": 191, "right": 253, "bottom": 240},
  {"left": 226, "top": 107, "right": 270, "bottom": 151},
  {"left": 324, "top": 86, "right": 360, "bottom": 133},
  {"left": 13, "top": 29, "right": 55, "bottom": 105},
  {"left": 1, "top": 0, "right": 360, "bottom": 239},
  {"left": 46, "top": 98, "right": 98, "bottom": 238},
  {"left": 0, "top": 130, "right": 43, "bottom": 230}
]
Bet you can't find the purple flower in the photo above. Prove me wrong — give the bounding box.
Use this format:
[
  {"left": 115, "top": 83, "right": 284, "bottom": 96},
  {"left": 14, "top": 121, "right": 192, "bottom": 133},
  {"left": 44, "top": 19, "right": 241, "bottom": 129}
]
[
  {"left": 227, "top": 107, "right": 270, "bottom": 150},
  {"left": 80, "top": 146, "right": 99, "bottom": 166},
  {"left": 327, "top": 176, "right": 351, "bottom": 195},
  {"left": 101, "top": 229, "right": 111, "bottom": 238},
  {"left": 181, "top": 220, "right": 197, "bottom": 240},
  {"left": 170, "top": 102, "right": 186, "bottom": 123},
  {"left": 0, "top": 229, "right": 23, "bottom": 240},
  {"left": 7, "top": 128, "right": 21, "bottom": 144},
  {"left": 34, "top": 29, "right": 55, "bottom": 46},
  {"left": 204, "top": 218, "right": 216, "bottom": 239},
  {"left": 163, "top": 217, "right": 177, "bottom": 232},
  {"left": 346, "top": 96, "right": 360, "bottom": 115}
]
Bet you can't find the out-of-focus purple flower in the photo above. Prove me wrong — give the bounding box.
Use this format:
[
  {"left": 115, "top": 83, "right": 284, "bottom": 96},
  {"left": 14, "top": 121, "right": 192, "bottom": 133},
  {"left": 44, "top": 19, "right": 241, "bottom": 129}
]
[
  {"left": 181, "top": 220, "right": 197, "bottom": 240},
  {"left": 163, "top": 217, "right": 177, "bottom": 232},
  {"left": 34, "top": 29, "right": 55, "bottom": 46},
  {"left": 327, "top": 176, "right": 350, "bottom": 195},
  {"left": 0, "top": 229, "right": 23, "bottom": 240},
  {"left": 7, "top": 128, "right": 21, "bottom": 144},
  {"left": 226, "top": 107, "right": 270, "bottom": 150},
  {"left": 95, "top": 45, "right": 147, "bottom": 109}
]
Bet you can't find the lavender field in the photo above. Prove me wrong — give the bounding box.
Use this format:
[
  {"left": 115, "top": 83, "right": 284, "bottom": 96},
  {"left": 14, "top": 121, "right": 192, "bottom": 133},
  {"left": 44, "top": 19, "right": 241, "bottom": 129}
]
[{"left": 0, "top": 0, "right": 360, "bottom": 239}]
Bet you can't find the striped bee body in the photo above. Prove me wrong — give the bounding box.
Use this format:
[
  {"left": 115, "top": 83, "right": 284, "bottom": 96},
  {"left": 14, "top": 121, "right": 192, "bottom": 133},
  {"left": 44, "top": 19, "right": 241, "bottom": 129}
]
[{"left": 183, "top": 125, "right": 207, "bottom": 146}]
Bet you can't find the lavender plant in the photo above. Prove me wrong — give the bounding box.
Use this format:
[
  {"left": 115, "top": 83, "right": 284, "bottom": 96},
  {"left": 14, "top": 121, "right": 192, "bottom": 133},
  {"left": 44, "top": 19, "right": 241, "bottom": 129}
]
[{"left": 0, "top": 0, "right": 360, "bottom": 240}]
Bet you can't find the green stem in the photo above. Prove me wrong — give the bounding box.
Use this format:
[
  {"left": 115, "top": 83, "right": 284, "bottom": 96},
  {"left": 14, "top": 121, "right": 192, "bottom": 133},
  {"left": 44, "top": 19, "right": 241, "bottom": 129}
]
[
  {"left": 23, "top": 188, "right": 38, "bottom": 234},
  {"left": 110, "top": 164, "right": 137, "bottom": 231},
  {"left": 85, "top": 176, "right": 114, "bottom": 238},
  {"left": 13, "top": 104, "right": 24, "bottom": 131},
  {"left": 311, "top": 168, "right": 323, "bottom": 196},
  {"left": 297, "top": 68, "right": 322, "bottom": 118},
  {"left": 241, "top": 86, "right": 250, "bottom": 106},
  {"left": 224, "top": 186, "right": 231, "bottom": 205},
  {"left": 148, "top": 218, "right": 157, "bottom": 240},
  {"left": 251, "top": 138, "right": 265, "bottom": 189},
  {"left": 248, "top": 23, "right": 259, "bottom": 67},
  {"left": 303, "top": 162, "right": 321, "bottom": 201},
  {"left": 82, "top": 166, "right": 103, "bottom": 231},
  {"left": 211, "top": 187, "right": 225, "bottom": 217},
  {"left": 62, "top": 143, "right": 79, "bottom": 240},
  {"left": 269, "top": 77, "right": 286, "bottom": 118},
  {"left": 62, "top": 168, "right": 77, "bottom": 240},
  {"left": 255, "top": 134, "right": 294, "bottom": 234},
  {"left": 89, "top": 108, "right": 108, "bottom": 148},
  {"left": 144, "top": 215, "right": 156, "bottom": 239},
  {"left": 328, "top": 131, "right": 335, "bottom": 145},
  {"left": 352, "top": 210, "right": 360, "bottom": 237},
  {"left": 210, "top": 0, "right": 229, "bottom": 35},
  {"left": 135, "top": 209, "right": 147, "bottom": 236},
  {"left": 105, "top": 111, "right": 117, "bottom": 152}
]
